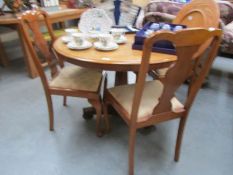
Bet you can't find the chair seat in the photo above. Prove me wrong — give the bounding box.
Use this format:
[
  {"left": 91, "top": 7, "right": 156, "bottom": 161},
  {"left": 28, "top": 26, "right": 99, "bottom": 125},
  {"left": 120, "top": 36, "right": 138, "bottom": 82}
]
[
  {"left": 108, "top": 80, "right": 184, "bottom": 122},
  {"left": 49, "top": 66, "right": 102, "bottom": 92}
]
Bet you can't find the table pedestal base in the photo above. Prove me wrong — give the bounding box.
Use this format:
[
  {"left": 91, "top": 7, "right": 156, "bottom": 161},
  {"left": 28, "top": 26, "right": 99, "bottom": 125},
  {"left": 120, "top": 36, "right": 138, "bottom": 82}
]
[
  {"left": 115, "top": 71, "right": 128, "bottom": 86},
  {"left": 83, "top": 106, "right": 156, "bottom": 135},
  {"left": 82, "top": 71, "right": 156, "bottom": 134}
]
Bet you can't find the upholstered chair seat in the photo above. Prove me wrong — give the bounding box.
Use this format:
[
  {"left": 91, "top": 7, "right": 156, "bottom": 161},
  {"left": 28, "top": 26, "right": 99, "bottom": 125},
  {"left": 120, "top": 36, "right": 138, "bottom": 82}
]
[
  {"left": 50, "top": 66, "right": 102, "bottom": 92},
  {"left": 108, "top": 80, "right": 184, "bottom": 122}
]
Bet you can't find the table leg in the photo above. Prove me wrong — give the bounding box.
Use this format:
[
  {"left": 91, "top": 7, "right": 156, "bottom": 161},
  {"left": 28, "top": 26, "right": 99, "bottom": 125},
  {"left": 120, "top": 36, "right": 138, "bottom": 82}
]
[
  {"left": 17, "top": 25, "right": 38, "bottom": 78},
  {"left": 115, "top": 71, "right": 128, "bottom": 86},
  {"left": 83, "top": 71, "right": 155, "bottom": 134},
  {"left": 83, "top": 71, "right": 128, "bottom": 119},
  {"left": 0, "top": 38, "right": 10, "bottom": 67}
]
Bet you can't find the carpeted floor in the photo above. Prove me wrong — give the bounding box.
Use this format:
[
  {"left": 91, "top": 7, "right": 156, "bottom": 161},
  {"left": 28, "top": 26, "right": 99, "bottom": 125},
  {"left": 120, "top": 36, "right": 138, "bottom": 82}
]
[{"left": 0, "top": 56, "right": 232, "bottom": 175}]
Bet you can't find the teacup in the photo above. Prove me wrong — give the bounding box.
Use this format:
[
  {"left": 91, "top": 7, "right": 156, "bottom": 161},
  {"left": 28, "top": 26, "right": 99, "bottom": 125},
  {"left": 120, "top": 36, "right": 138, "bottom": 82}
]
[
  {"left": 161, "top": 24, "right": 171, "bottom": 30},
  {"left": 110, "top": 28, "right": 125, "bottom": 41},
  {"left": 87, "top": 30, "right": 100, "bottom": 43},
  {"left": 150, "top": 23, "right": 160, "bottom": 31},
  {"left": 65, "top": 28, "right": 79, "bottom": 37},
  {"left": 72, "top": 33, "right": 86, "bottom": 46},
  {"left": 173, "top": 25, "right": 183, "bottom": 31},
  {"left": 98, "top": 33, "right": 113, "bottom": 47}
]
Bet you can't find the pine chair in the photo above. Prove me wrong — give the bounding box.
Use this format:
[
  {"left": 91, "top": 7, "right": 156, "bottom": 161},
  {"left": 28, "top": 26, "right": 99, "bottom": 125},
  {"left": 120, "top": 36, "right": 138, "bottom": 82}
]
[
  {"left": 19, "top": 10, "right": 106, "bottom": 136},
  {"left": 103, "top": 28, "right": 222, "bottom": 175}
]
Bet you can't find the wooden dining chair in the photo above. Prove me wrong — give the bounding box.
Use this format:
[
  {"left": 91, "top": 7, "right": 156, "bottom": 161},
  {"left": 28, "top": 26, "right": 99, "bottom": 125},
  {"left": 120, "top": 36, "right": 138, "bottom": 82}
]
[
  {"left": 151, "top": 0, "right": 220, "bottom": 79},
  {"left": 19, "top": 10, "right": 106, "bottom": 136},
  {"left": 103, "top": 28, "right": 222, "bottom": 175}
]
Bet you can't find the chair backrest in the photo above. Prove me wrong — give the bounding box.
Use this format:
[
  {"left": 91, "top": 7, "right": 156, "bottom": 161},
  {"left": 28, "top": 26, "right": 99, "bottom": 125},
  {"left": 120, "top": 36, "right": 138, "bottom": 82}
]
[
  {"left": 19, "top": 10, "right": 58, "bottom": 90},
  {"left": 130, "top": 28, "right": 222, "bottom": 123},
  {"left": 173, "top": 0, "right": 220, "bottom": 62},
  {"left": 173, "top": 0, "right": 220, "bottom": 28}
]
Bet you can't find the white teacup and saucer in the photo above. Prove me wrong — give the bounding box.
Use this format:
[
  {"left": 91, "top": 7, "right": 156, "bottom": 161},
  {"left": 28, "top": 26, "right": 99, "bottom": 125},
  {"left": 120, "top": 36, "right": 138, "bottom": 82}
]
[
  {"left": 67, "top": 33, "right": 92, "bottom": 50},
  {"left": 62, "top": 28, "right": 79, "bottom": 43},
  {"left": 110, "top": 28, "right": 127, "bottom": 44},
  {"left": 94, "top": 33, "right": 119, "bottom": 51}
]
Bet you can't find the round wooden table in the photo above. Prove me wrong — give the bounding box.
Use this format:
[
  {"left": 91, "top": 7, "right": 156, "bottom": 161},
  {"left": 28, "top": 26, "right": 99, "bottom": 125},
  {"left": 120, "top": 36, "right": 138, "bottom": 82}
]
[{"left": 53, "top": 34, "right": 177, "bottom": 85}]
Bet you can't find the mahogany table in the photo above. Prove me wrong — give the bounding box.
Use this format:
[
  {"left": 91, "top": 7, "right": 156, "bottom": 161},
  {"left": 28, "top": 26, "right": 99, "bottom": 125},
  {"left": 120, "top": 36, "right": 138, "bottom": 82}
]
[
  {"left": 53, "top": 34, "right": 177, "bottom": 86},
  {"left": 0, "top": 7, "right": 86, "bottom": 78}
]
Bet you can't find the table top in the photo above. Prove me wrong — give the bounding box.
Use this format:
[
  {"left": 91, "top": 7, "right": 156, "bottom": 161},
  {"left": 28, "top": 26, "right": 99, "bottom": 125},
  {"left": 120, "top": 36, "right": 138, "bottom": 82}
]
[
  {"left": 53, "top": 34, "right": 177, "bottom": 71},
  {"left": 0, "top": 7, "right": 87, "bottom": 25}
]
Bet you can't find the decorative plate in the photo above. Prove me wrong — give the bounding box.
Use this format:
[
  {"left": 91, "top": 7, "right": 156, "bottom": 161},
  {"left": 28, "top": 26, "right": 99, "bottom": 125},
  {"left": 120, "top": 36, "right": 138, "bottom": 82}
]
[{"left": 79, "top": 8, "right": 113, "bottom": 34}]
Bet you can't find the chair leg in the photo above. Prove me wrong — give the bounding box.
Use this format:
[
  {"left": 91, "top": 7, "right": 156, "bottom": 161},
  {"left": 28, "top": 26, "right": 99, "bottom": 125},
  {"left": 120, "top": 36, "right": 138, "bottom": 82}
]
[
  {"left": 103, "top": 102, "right": 110, "bottom": 133},
  {"left": 174, "top": 116, "right": 188, "bottom": 162},
  {"left": 63, "top": 96, "right": 67, "bottom": 106},
  {"left": 129, "top": 127, "right": 137, "bottom": 175},
  {"left": 88, "top": 99, "right": 103, "bottom": 137},
  {"left": 0, "top": 38, "right": 10, "bottom": 67},
  {"left": 45, "top": 94, "right": 54, "bottom": 131}
]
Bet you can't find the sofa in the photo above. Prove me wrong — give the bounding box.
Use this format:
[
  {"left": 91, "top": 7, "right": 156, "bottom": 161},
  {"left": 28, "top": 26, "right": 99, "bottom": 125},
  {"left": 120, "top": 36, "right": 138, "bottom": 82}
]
[{"left": 139, "top": 0, "right": 233, "bottom": 55}]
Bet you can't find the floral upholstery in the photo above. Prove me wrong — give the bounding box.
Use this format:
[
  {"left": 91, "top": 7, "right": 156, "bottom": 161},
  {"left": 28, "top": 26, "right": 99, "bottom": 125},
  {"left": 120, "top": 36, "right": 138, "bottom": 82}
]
[
  {"left": 219, "top": 1, "right": 233, "bottom": 54},
  {"left": 142, "top": 1, "right": 183, "bottom": 25},
  {"left": 50, "top": 66, "right": 102, "bottom": 92},
  {"left": 108, "top": 80, "right": 184, "bottom": 122},
  {"left": 141, "top": 1, "right": 233, "bottom": 55},
  {"left": 219, "top": 1, "right": 233, "bottom": 25}
]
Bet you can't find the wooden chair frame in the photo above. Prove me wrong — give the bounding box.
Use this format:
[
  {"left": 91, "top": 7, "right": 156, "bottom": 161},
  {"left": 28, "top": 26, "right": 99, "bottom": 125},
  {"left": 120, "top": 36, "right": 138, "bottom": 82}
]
[
  {"left": 19, "top": 10, "right": 106, "bottom": 136},
  {"left": 103, "top": 28, "right": 222, "bottom": 175},
  {"left": 149, "top": 0, "right": 220, "bottom": 80}
]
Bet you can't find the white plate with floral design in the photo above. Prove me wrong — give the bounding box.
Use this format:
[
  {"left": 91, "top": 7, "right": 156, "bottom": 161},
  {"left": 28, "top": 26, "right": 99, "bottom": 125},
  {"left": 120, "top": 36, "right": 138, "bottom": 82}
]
[{"left": 79, "top": 8, "right": 113, "bottom": 34}]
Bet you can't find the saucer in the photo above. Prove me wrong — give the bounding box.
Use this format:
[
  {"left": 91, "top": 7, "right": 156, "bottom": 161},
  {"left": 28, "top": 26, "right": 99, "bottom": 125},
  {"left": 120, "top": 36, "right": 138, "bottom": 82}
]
[
  {"left": 94, "top": 42, "right": 119, "bottom": 51},
  {"left": 67, "top": 40, "right": 92, "bottom": 50},
  {"left": 114, "top": 35, "right": 127, "bottom": 44},
  {"left": 62, "top": 36, "right": 73, "bottom": 43}
]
